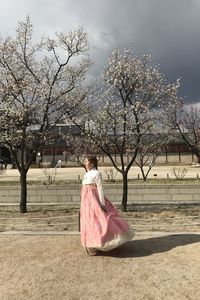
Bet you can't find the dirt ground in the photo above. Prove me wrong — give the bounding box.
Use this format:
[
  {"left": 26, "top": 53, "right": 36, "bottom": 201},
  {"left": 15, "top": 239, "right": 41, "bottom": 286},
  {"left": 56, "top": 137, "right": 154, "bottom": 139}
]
[
  {"left": 1, "top": 165, "right": 200, "bottom": 299},
  {"left": 0, "top": 232, "right": 200, "bottom": 300},
  {"left": 0, "top": 206, "right": 200, "bottom": 300}
]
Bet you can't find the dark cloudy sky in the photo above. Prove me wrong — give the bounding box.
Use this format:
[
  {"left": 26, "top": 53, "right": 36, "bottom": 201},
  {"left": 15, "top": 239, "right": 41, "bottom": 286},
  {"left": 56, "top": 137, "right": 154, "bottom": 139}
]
[{"left": 0, "top": 0, "right": 200, "bottom": 102}]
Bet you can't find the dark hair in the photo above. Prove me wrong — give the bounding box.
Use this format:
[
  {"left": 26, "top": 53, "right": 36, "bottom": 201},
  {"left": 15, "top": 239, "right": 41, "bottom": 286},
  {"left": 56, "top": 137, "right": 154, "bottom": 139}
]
[{"left": 85, "top": 155, "right": 98, "bottom": 169}]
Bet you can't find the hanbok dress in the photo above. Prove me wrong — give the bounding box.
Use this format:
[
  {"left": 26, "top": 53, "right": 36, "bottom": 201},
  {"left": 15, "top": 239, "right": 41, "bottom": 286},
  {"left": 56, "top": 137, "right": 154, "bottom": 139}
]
[{"left": 80, "top": 168, "right": 134, "bottom": 253}]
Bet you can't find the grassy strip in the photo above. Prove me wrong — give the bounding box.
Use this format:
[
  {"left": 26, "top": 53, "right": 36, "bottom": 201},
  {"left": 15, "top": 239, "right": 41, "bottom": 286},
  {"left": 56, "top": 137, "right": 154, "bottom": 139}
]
[{"left": 1, "top": 178, "right": 200, "bottom": 186}]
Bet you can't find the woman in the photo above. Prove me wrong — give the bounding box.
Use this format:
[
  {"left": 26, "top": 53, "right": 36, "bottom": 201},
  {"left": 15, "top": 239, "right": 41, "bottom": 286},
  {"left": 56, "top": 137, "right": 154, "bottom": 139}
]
[{"left": 80, "top": 155, "right": 134, "bottom": 255}]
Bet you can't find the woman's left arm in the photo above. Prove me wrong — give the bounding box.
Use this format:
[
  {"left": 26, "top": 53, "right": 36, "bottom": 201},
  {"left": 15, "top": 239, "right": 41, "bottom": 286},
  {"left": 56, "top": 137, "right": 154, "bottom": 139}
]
[{"left": 95, "top": 171, "right": 106, "bottom": 209}]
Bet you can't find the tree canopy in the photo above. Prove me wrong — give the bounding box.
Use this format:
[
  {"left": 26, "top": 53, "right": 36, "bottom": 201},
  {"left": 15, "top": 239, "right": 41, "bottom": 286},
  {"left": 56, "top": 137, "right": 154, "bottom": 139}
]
[{"left": 0, "top": 16, "right": 91, "bottom": 212}]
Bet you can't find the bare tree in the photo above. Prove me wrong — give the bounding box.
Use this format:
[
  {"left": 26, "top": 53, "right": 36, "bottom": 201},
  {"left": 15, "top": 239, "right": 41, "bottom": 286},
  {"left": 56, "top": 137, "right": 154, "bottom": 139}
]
[
  {"left": 165, "top": 101, "right": 200, "bottom": 163},
  {"left": 135, "top": 144, "right": 162, "bottom": 181},
  {"left": 0, "top": 17, "right": 91, "bottom": 212},
  {"left": 69, "top": 48, "right": 180, "bottom": 211},
  {"left": 135, "top": 127, "right": 172, "bottom": 181}
]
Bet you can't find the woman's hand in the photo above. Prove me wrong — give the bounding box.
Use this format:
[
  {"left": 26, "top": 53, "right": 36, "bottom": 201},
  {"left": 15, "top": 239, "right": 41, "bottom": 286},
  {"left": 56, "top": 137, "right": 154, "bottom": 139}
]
[{"left": 101, "top": 204, "right": 107, "bottom": 213}]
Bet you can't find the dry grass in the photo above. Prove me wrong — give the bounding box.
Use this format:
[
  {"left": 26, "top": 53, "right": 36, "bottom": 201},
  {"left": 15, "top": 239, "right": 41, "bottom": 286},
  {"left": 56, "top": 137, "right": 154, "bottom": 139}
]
[{"left": 1, "top": 205, "right": 200, "bottom": 233}]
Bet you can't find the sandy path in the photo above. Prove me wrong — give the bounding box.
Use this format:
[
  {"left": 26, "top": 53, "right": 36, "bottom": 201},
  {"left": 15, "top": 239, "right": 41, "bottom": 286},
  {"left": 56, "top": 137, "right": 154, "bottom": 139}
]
[
  {"left": 0, "top": 232, "right": 200, "bottom": 300},
  {"left": 2, "top": 164, "right": 200, "bottom": 182}
]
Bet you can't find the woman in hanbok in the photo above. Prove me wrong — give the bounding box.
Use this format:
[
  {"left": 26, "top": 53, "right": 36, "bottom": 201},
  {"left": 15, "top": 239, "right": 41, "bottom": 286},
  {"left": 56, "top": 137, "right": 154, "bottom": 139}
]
[{"left": 80, "top": 155, "right": 134, "bottom": 255}]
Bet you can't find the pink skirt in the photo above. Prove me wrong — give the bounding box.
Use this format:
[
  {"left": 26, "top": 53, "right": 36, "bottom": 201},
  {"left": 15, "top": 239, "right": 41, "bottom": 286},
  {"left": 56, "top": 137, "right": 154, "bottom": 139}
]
[{"left": 80, "top": 185, "right": 135, "bottom": 252}]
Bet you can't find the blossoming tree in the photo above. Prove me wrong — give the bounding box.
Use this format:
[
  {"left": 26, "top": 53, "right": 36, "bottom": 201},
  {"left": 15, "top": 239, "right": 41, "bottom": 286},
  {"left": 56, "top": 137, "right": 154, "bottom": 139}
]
[
  {"left": 63, "top": 133, "right": 100, "bottom": 169},
  {"left": 71, "top": 48, "right": 180, "bottom": 211},
  {"left": 0, "top": 17, "right": 91, "bottom": 212}
]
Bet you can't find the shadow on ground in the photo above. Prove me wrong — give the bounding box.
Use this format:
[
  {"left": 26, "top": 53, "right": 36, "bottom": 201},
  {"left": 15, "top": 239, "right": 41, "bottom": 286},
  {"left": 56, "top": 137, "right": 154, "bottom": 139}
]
[{"left": 96, "top": 234, "right": 200, "bottom": 258}]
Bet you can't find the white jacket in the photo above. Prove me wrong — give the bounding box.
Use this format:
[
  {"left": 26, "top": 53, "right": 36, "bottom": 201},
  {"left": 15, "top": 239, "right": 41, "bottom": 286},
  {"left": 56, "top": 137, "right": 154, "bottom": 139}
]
[{"left": 82, "top": 168, "right": 105, "bottom": 205}]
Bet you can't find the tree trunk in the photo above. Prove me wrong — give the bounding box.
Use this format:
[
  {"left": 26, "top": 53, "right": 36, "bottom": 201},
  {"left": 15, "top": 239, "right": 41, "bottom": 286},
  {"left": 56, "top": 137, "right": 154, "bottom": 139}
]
[
  {"left": 197, "top": 154, "right": 200, "bottom": 164},
  {"left": 191, "top": 147, "right": 200, "bottom": 163},
  {"left": 140, "top": 167, "right": 147, "bottom": 181},
  {"left": 20, "top": 170, "right": 28, "bottom": 213},
  {"left": 121, "top": 172, "right": 128, "bottom": 212}
]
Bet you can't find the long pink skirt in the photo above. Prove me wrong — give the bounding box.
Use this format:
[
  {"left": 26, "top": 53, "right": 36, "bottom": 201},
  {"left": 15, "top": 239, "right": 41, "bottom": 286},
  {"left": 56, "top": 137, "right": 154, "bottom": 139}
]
[{"left": 80, "top": 185, "right": 135, "bottom": 252}]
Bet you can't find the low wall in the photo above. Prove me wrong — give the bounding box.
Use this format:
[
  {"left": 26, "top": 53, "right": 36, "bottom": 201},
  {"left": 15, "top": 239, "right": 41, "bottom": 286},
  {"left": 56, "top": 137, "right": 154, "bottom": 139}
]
[{"left": 0, "top": 183, "right": 200, "bottom": 206}]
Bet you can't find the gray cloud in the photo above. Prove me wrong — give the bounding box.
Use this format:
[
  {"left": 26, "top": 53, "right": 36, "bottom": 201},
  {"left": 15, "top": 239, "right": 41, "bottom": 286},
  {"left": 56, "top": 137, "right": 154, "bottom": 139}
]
[{"left": 0, "top": 0, "right": 200, "bottom": 101}]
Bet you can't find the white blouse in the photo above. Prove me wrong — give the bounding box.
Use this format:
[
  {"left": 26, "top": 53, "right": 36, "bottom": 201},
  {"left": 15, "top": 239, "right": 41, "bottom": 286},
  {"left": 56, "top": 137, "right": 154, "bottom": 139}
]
[{"left": 82, "top": 168, "right": 105, "bottom": 205}]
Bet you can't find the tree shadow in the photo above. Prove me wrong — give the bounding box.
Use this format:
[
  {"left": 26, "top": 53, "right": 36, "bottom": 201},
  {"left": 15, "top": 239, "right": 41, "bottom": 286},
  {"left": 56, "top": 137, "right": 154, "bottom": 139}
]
[{"left": 96, "top": 233, "right": 200, "bottom": 258}]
